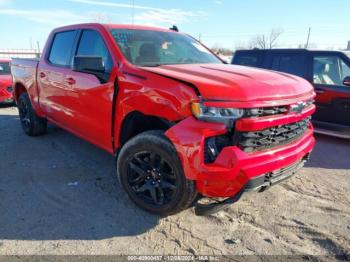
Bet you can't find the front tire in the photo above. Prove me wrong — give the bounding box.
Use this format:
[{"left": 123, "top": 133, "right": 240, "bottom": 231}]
[
  {"left": 18, "top": 92, "right": 47, "bottom": 136},
  {"left": 117, "top": 131, "right": 196, "bottom": 216}
]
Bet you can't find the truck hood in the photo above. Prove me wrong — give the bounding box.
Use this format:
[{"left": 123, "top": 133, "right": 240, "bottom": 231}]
[{"left": 141, "top": 64, "right": 314, "bottom": 102}]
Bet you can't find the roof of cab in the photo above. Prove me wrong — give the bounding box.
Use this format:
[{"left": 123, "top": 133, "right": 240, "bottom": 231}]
[
  {"left": 106, "top": 24, "right": 175, "bottom": 32},
  {"left": 52, "top": 23, "right": 176, "bottom": 33}
]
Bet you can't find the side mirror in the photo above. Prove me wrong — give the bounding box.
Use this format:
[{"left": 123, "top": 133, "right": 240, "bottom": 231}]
[
  {"left": 73, "top": 56, "right": 105, "bottom": 74},
  {"left": 343, "top": 76, "right": 350, "bottom": 86}
]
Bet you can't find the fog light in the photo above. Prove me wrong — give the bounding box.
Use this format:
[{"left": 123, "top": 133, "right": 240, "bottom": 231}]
[
  {"left": 206, "top": 137, "right": 218, "bottom": 162},
  {"left": 204, "top": 135, "right": 232, "bottom": 164}
]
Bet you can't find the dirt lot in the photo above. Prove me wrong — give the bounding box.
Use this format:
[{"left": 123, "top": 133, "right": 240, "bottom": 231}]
[{"left": 0, "top": 105, "right": 349, "bottom": 257}]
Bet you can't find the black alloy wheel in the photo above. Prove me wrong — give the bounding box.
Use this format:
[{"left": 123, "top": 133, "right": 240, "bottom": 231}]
[
  {"left": 127, "top": 151, "right": 177, "bottom": 207},
  {"left": 117, "top": 131, "right": 196, "bottom": 216}
]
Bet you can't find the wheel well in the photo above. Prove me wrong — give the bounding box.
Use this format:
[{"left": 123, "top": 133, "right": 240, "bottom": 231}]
[
  {"left": 14, "top": 83, "right": 27, "bottom": 101},
  {"left": 119, "top": 111, "right": 173, "bottom": 146}
]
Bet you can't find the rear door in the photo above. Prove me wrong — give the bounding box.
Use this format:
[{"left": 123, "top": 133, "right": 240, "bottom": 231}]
[
  {"left": 312, "top": 52, "right": 350, "bottom": 126},
  {"left": 38, "top": 30, "right": 79, "bottom": 123}
]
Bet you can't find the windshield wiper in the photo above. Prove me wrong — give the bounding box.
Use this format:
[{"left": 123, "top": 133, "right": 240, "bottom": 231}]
[{"left": 138, "top": 63, "right": 163, "bottom": 67}]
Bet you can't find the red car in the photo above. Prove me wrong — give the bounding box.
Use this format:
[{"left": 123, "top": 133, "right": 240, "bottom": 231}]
[
  {"left": 11, "top": 24, "right": 315, "bottom": 216},
  {"left": 0, "top": 59, "right": 13, "bottom": 104}
]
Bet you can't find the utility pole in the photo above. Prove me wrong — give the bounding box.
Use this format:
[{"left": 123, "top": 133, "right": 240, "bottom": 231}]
[
  {"left": 305, "top": 27, "right": 311, "bottom": 49},
  {"left": 198, "top": 33, "right": 202, "bottom": 43},
  {"left": 131, "top": 0, "right": 135, "bottom": 25}
]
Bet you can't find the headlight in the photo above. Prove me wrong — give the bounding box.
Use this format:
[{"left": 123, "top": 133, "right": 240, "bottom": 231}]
[{"left": 191, "top": 102, "right": 244, "bottom": 126}]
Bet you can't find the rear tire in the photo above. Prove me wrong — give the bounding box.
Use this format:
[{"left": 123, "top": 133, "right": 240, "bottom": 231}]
[
  {"left": 18, "top": 92, "right": 47, "bottom": 136},
  {"left": 117, "top": 130, "right": 196, "bottom": 216}
]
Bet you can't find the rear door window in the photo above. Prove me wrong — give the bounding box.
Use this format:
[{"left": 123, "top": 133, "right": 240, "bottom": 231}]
[
  {"left": 48, "top": 30, "right": 77, "bottom": 67},
  {"left": 271, "top": 54, "right": 307, "bottom": 77},
  {"left": 233, "top": 53, "right": 263, "bottom": 67}
]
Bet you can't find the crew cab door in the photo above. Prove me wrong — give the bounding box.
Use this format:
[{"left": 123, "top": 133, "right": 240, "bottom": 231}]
[
  {"left": 38, "top": 30, "right": 79, "bottom": 125},
  {"left": 38, "top": 28, "right": 116, "bottom": 152},
  {"left": 312, "top": 53, "right": 350, "bottom": 126},
  {"left": 66, "top": 29, "right": 115, "bottom": 151}
]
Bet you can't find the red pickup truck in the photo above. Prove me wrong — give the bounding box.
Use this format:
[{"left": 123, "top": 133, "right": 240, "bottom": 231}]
[
  {"left": 0, "top": 58, "right": 13, "bottom": 104},
  {"left": 11, "top": 23, "right": 316, "bottom": 216}
]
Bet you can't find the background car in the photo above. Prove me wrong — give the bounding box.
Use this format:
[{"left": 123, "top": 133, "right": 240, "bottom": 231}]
[
  {"left": 232, "top": 49, "right": 350, "bottom": 138},
  {"left": 0, "top": 58, "right": 13, "bottom": 104}
]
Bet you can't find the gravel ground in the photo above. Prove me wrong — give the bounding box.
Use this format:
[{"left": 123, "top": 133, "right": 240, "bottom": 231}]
[{"left": 0, "top": 105, "right": 349, "bottom": 257}]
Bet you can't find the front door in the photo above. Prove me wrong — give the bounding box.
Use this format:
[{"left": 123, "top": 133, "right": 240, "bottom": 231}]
[
  {"left": 312, "top": 54, "right": 350, "bottom": 126},
  {"left": 63, "top": 29, "right": 115, "bottom": 151}
]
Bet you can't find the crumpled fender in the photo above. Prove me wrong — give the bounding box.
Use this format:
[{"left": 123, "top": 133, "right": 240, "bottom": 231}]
[{"left": 165, "top": 116, "right": 227, "bottom": 180}]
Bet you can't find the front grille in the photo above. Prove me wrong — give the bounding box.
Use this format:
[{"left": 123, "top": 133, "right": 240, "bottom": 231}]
[
  {"left": 245, "top": 105, "right": 288, "bottom": 117},
  {"left": 237, "top": 117, "right": 311, "bottom": 152},
  {"left": 244, "top": 100, "right": 314, "bottom": 118}
]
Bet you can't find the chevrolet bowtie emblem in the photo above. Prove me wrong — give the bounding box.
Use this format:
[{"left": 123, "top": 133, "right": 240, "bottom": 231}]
[{"left": 290, "top": 102, "right": 306, "bottom": 114}]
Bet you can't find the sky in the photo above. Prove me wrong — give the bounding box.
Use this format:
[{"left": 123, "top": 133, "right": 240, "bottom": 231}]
[{"left": 0, "top": 0, "right": 349, "bottom": 51}]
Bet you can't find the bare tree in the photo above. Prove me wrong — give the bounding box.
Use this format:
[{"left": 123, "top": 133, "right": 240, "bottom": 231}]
[
  {"left": 211, "top": 44, "right": 233, "bottom": 56},
  {"left": 234, "top": 40, "right": 256, "bottom": 50},
  {"left": 250, "top": 28, "right": 283, "bottom": 49}
]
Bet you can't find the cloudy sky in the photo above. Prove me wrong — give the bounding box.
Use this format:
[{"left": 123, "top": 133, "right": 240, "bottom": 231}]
[{"left": 0, "top": 0, "right": 349, "bottom": 50}]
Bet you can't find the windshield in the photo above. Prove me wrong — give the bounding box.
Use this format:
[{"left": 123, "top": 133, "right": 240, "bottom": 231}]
[
  {"left": 110, "top": 29, "right": 222, "bottom": 66},
  {"left": 0, "top": 62, "right": 11, "bottom": 75}
]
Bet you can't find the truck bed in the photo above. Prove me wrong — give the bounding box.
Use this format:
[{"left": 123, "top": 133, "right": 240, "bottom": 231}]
[
  {"left": 11, "top": 58, "right": 40, "bottom": 103},
  {"left": 11, "top": 58, "right": 39, "bottom": 69}
]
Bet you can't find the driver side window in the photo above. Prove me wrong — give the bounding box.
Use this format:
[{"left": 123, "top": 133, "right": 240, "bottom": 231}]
[
  {"left": 76, "top": 30, "right": 113, "bottom": 72},
  {"left": 313, "top": 55, "right": 350, "bottom": 87}
]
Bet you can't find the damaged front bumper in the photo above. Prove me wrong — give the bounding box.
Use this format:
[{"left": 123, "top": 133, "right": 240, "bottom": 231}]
[
  {"left": 194, "top": 155, "right": 310, "bottom": 216},
  {"left": 165, "top": 116, "right": 315, "bottom": 215}
]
